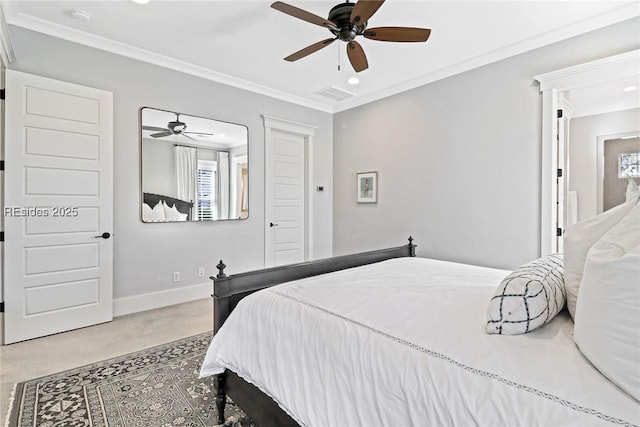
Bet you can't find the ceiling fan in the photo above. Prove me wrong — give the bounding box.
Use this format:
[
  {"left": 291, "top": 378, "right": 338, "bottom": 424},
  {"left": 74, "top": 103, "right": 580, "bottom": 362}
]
[
  {"left": 142, "top": 113, "right": 214, "bottom": 141},
  {"left": 271, "top": 0, "right": 431, "bottom": 73}
]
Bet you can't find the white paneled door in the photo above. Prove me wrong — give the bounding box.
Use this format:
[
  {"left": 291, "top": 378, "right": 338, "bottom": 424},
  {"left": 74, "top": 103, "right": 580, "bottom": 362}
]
[
  {"left": 264, "top": 116, "right": 315, "bottom": 268},
  {"left": 3, "top": 70, "right": 113, "bottom": 343},
  {"left": 265, "top": 130, "right": 305, "bottom": 267}
]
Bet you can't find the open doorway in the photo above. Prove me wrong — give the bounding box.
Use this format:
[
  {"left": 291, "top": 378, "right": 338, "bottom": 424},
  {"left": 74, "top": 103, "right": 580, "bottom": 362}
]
[
  {"left": 568, "top": 110, "right": 640, "bottom": 224},
  {"left": 535, "top": 49, "right": 640, "bottom": 255}
]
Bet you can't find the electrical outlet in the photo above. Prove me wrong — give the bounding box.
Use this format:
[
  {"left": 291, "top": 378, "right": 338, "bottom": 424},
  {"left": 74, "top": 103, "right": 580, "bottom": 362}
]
[
  {"left": 172, "top": 272, "right": 181, "bottom": 282},
  {"left": 198, "top": 267, "right": 205, "bottom": 278}
]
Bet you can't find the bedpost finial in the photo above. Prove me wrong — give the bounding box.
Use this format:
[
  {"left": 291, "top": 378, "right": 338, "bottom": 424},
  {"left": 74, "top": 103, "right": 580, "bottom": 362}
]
[
  {"left": 216, "top": 260, "right": 227, "bottom": 279},
  {"left": 408, "top": 236, "right": 416, "bottom": 257}
]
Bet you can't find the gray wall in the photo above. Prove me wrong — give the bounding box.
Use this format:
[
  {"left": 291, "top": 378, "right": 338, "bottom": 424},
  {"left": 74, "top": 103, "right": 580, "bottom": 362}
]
[
  {"left": 7, "top": 26, "right": 333, "bottom": 300},
  {"left": 333, "top": 17, "right": 640, "bottom": 270},
  {"left": 142, "top": 138, "right": 177, "bottom": 199},
  {"left": 569, "top": 108, "right": 640, "bottom": 221}
]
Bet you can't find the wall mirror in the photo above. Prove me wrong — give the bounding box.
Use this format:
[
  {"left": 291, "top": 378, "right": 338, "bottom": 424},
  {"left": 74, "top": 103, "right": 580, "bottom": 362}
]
[{"left": 140, "top": 107, "right": 249, "bottom": 222}]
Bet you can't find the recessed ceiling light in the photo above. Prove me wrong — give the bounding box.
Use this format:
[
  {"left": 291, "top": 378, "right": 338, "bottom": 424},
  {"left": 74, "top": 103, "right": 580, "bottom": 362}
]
[
  {"left": 622, "top": 85, "right": 638, "bottom": 92},
  {"left": 347, "top": 77, "right": 360, "bottom": 85},
  {"left": 70, "top": 9, "right": 91, "bottom": 21},
  {"left": 131, "top": 0, "right": 150, "bottom": 4}
]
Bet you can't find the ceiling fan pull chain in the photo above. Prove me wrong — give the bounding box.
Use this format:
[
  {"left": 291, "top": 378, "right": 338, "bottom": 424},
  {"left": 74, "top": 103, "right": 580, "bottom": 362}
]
[{"left": 337, "top": 41, "right": 341, "bottom": 71}]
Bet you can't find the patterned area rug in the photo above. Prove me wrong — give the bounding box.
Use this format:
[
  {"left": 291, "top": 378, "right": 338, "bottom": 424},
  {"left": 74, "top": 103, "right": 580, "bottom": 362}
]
[{"left": 7, "top": 332, "right": 253, "bottom": 427}]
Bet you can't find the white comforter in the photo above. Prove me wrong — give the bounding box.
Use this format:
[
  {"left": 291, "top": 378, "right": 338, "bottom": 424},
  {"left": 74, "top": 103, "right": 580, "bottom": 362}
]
[{"left": 200, "top": 257, "right": 640, "bottom": 427}]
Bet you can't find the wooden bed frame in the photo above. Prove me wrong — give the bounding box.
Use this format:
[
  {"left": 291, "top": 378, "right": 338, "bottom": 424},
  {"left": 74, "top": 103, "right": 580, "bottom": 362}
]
[{"left": 211, "top": 237, "right": 417, "bottom": 426}]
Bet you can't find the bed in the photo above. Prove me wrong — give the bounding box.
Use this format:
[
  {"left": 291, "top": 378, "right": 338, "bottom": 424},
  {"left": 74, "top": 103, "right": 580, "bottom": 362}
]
[{"left": 200, "top": 238, "right": 640, "bottom": 427}]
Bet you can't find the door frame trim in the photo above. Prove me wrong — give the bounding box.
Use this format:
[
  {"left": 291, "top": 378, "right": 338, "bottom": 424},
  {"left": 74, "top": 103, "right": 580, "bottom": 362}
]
[
  {"left": 534, "top": 49, "right": 640, "bottom": 255},
  {"left": 262, "top": 115, "right": 316, "bottom": 265}
]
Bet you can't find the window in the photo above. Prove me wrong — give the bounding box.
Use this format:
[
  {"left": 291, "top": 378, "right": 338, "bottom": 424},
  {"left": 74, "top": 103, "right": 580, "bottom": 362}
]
[
  {"left": 619, "top": 152, "right": 640, "bottom": 178},
  {"left": 197, "top": 160, "right": 217, "bottom": 220}
]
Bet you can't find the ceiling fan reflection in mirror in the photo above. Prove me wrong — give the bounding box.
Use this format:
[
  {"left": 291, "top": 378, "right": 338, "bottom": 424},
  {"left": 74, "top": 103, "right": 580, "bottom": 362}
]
[
  {"left": 142, "top": 113, "right": 214, "bottom": 141},
  {"left": 271, "top": 0, "right": 431, "bottom": 73}
]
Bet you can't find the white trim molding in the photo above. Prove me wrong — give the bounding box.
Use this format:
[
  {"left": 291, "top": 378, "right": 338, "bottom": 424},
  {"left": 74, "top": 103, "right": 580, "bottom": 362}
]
[
  {"left": 5, "top": 12, "right": 333, "bottom": 113},
  {"left": 535, "top": 49, "right": 640, "bottom": 256},
  {"left": 113, "top": 282, "right": 211, "bottom": 317},
  {"left": 262, "top": 115, "right": 316, "bottom": 263},
  {"left": 535, "top": 50, "right": 640, "bottom": 92},
  {"left": 5, "top": 2, "right": 637, "bottom": 114},
  {"left": 335, "top": 3, "right": 640, "bottom": 113},
  {"left": 262, "top": 115, "right": 317, "bottom": 137},
  {"left": 0, "top": 4, "right": 15, "bottom": 67}
]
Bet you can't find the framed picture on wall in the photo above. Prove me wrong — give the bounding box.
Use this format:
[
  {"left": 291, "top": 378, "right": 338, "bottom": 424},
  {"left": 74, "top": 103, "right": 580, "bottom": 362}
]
[{"left": 357, "top": 171, "right": 378, "bottom": 203}]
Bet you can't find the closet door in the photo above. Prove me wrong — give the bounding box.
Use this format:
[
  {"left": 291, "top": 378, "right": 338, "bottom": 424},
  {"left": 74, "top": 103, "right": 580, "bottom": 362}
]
[{"left": 3, "top": 70, "right": 113, "bottom": 343}]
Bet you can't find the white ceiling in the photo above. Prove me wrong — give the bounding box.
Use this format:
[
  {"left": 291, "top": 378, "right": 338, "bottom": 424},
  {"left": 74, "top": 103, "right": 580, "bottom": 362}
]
[
  {"left": 2, "top": 0, "right": 638, "bottom": 113},
  {"left": 564, "top": 74, "right": 640, "bottom": 118},
  {"left": 141, "top": 107, "right": 249, "bottom": 148}
]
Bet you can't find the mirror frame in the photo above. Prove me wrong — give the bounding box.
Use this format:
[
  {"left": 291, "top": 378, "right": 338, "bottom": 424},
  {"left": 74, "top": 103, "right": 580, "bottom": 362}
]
[{"left": 139, "top": 106, "right": 249, "bottom": 223}]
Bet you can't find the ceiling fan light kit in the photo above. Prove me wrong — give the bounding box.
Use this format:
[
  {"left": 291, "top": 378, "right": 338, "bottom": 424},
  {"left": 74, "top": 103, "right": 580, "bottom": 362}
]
[{"left": 271, "top": 0, "right": 431, "bottom": 73}]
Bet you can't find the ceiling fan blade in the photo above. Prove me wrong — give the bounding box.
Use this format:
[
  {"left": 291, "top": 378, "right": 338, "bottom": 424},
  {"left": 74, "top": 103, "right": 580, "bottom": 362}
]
[
  {"left": 350, "top": 0, "right": 385, "bottom": 26},
  {"left": 183, "top": 131, "right": 215, "bottom": 136},
  {"left": 143, "top": 126, "right": 170, "bottom": 132},
  {"left": 150, "top": 131, "right": 173, "bottom": 138},
  {"left": 363, "top": 27, "right": 431, "bottom": 42},
  {"left": 347, "top": 41, "right": 368, "bottom": 73},
  {"left": 271, "top": 1, "right": 337, "bottom": 30},
  {"left": 182, "top": 134, "right": 198, "bottom": 141},
  {"left": 285, "top": 38, "right": 337, "bottom": 62}
]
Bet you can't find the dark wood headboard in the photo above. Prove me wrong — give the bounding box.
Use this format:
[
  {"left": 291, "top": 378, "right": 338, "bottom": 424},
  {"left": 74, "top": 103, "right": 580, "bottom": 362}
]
[{"left": 143, "top": 192, "right": 194, "bottom": 220}]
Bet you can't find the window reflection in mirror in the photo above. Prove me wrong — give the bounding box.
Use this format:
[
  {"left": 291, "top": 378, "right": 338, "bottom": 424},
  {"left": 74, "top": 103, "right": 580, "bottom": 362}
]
[{"left": 140, "top": 107, "right": 248, "bottom": 222}]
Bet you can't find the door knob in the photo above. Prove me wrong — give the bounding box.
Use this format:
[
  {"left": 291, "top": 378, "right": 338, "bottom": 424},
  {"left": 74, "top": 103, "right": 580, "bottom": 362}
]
[
  {"left": 270, "top": 222, "right": 279, "bottom": 227},
  {"left": 94, "top": 232, "right": 111, "bottom": 239}
]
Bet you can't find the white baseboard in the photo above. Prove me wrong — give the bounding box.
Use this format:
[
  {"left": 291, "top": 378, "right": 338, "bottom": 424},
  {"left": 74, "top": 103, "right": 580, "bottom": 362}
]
[{"left": 113, "top": 283, "right": 211, "bottom": 317}]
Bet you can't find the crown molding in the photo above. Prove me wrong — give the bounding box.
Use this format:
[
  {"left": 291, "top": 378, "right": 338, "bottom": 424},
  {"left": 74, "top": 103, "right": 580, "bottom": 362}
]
[
  {"left": 534, "top": 49, "right": 640, "bottom": 92},
  {"left": 6, "top": 11, "right": 334, "bottom": 113},
  {"left": 333, "top": 2, "right": 640, "bottom": 113},
  {"left": 262, "top": 114, "right": 317, "bottom": 136},
  {"left": 0, "top": 4, "right": 15, "bottom": 68},
  {"left": 5, "top": 1, "right": 638, "bottom": 115}
]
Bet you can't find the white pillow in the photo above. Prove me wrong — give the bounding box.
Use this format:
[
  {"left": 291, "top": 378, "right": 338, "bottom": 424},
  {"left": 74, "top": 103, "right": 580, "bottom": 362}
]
[
  {"left": 486, "top": 253, "right": 565, "bottom": 335},
  {"left": 142, "top": 202, "right": 153, "bottom": 220},
  {"left": 573, "top": 201, "right": 640, "bottom": 401},
  {"left": 564, "top": 179, "right": 639, "bottom": 320},
  {"left": 165, "top": 203, "right": 188, "bottom": 221},
  {"left": 142, "top": 202, "right": 166, "bottom": 222}
]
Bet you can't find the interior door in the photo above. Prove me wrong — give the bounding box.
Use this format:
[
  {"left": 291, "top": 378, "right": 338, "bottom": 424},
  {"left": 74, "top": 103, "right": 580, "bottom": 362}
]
[
  {"left": 3, "top": 69, "right": 113, "bottom": 344},
  {"left": 265, "top": 128, "right": 306, "bottom": 267}
]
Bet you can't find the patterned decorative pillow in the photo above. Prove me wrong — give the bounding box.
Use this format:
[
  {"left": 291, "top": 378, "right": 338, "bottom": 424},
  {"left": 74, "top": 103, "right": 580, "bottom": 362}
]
[{"left": 486, "top": 254, "right": 565, "bottom": 335}]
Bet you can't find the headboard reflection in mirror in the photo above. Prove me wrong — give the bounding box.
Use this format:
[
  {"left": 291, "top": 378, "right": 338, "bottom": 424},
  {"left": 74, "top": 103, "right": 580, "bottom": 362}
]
[{"left": 140, "top": 107, "right": 249, "bottom": 222}]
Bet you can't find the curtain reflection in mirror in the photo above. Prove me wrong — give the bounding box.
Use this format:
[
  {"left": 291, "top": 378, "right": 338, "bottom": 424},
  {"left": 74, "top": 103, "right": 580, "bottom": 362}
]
[{"left": 175, "top": 145, "right": 197, "bottom": 217}]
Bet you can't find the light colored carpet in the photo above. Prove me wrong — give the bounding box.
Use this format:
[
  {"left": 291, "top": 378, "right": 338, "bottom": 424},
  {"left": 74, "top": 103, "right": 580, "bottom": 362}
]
[{"left": 1, "top": 298, "right": 213, "bottom": 426}]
